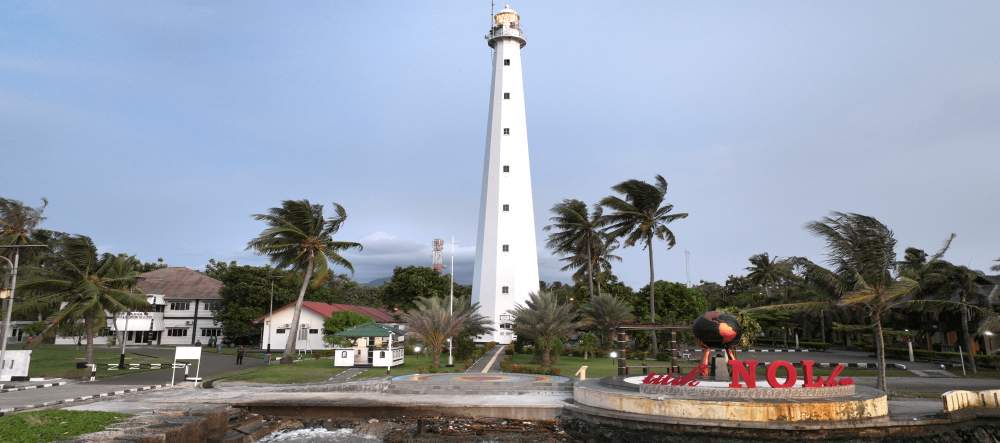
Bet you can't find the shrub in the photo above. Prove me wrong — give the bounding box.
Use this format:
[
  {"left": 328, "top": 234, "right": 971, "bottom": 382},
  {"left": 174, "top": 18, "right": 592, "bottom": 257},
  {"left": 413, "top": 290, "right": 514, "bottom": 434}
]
[
  {"left": 428, "top": 365, "right": 440, "bottom": 373},
  {"left": 546, "top": 367, "right": 562, "bottom": 376},
  {"left": 505, "top": 347, "right": 514, "bottom": 356},
  {"left": 833, "top": 341, "right": 845, "bottom": 346},
  {"left": 655, "top": 352, "right": 671, "bottom": 362},
  {"left": 454, "top": 335, "right": 477, "bottom": 360},
  {"left": 418, "top": 366, "right": 426, "bottom": 374},
  {"left": 513, "top": 337, "right": 527, "bottom": 354},
  {"left": 797, "top": 342, "right": 832, "bottom": 351},
  {"left": 631, "top": 350, "right": 647, "bottom": 360},
  {"left": 313, "top": 350, "right": 336, "bottom": 358},
  {"left": 500, "top": 355, "right": 514, "bottom": 372},
  {"left": 484, "top": 341, "right": 497, "bottom": 351}
]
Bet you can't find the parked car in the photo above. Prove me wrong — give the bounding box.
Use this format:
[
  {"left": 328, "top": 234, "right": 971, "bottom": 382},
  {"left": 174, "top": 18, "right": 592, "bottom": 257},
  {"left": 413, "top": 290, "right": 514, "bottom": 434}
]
[{"left": 221, "top": 335, "right": 259, "bottom": 348}]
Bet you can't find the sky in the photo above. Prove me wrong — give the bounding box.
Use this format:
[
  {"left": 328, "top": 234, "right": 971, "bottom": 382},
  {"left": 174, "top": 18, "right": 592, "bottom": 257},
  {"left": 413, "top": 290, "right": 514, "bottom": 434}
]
[{"left": 2, "top": 1, "right": 998, "bottom": 288}]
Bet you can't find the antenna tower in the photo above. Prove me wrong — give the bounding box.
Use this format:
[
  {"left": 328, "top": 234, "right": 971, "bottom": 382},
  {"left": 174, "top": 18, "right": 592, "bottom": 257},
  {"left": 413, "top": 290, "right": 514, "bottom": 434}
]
[
  {"left": 431, "top": 239, "right": 445, "bottom": 274},
  {"left": 685, "top": 250, "right": 691, "bottom": 287}
]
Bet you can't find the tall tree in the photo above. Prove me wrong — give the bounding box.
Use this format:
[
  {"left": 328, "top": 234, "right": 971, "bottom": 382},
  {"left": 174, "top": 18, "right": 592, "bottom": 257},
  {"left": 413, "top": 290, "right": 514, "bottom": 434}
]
[
  {"left": 600, "top": 174, "right": 688, "bottom": 355},
  {"left": 379, "top": 266, "right": 461, "bottom": 311},
  {"left": 745, "top": 253, "right": 791, "bottom": 299},
  {"left": 0, "top": 197, "right": 54, "bottom": 266},
  {"left": 401, "top": 296, "right": 491, "bottom": 366},
  {"left": 15, "top": 236, "right": 150, "bottom": 364},
  {"left": 578, "top": 293, "right": 634, "bottom": 349},
  {"left": 918, "top": 261, "right": 985, "bottom": 373},
  {"left": 247, "top": 200, "right": 362, "bottom": 362},
  {"left": 543, "top": 199, "right": 610, "bottom": 300},
  {"left": 509, "top": 290, "right": 581, "bottom": 366},
  {"left": 992, "top": 258, "right": 1000, "bottom": 272}
]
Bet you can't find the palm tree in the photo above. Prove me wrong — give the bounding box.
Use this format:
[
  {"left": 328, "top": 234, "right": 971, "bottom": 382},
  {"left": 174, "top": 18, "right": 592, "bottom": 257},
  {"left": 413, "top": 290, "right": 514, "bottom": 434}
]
[
  {"left": 543, "top": 200, "right": 609, "bottom": 300},
  {"left": 745, "top": 253, "right": 791, "bottom": 298},
  {"left": 15, "top": 236, "right": 149, "bottom": 364},
  {"left": 401, "top": 296, "right": 491, "bottom": 366},
  {"left": 0, "top": 197, "right": 54, "bottom": 266},
  {"left": 559, "top": 233, "right": 621, "bottom": 297},
  {"left": 509, "top": 290, "right": 581, "bottom": 366},
  {"left": 992, "top": 258, "right": 1000, "bottom": 272},
  {"left": 753, "top": 213, "right": 973, "bottom": 392},
  {"left": 247, "top": 200, "right": 363, "bottom": 362},
  {"left": 600, "top": 174, "right": 688, "bottom": 355},
  {"left": 919, "top": 261, "right": 985, "bottom": 373},
  {"left": 578, "top": 293, "right": 634, "bottom": 349}
]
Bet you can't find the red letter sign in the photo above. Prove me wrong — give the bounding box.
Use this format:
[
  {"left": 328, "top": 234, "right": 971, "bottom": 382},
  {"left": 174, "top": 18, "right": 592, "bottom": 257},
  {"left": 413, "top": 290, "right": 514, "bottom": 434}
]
[
  {"left": 801, "top": 360, "right": 824, "bottom": 388},
  {"left": 766, "top": 361, "right": 797, "bottom": 388},
  {"left": 728, "top": 360, "right": 758, "bottom": 388}
]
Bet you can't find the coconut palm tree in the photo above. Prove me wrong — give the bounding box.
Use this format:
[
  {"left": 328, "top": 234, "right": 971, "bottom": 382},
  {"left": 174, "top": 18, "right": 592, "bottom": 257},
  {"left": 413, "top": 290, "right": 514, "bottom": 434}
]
[
  {"left": 401, "top": 296, "right": 491, "bottom": 366},
  {"left": 247, "top": 200, "right": 362, "bottom": 361},
  {"left": 544, "top": 200, "right": 610, "bottom": 300},
  {"left": 918, "top": 261, "right": 986, "bottom": 373},
  {"left": 0, "top": 197, "right": 55, "bottom": 266},
  {"left": 559, "top": 233, "right": 621, "bottom": 297},
  {"left": 578, "top": 293, "right": 634, "bottom": 349},
  {"left": 745, "top": 253, "right": 791, "bottom": 299},
  {"left": 992, "top": 258, "right": 1000, "bottom": 272},
  {"left": 15, "top": 236, "right": 149, "bottom": 364},
  {"left": 509, "top": 290, "right": 581, "bottom": 366},
  {"left": 600, "top": 175, "right": 688, "bottom": 355}
]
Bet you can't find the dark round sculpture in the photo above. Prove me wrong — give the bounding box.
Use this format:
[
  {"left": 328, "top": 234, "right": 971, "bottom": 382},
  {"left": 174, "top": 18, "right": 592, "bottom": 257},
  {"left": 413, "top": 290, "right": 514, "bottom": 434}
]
[{"left": 693, "top": 311, "right": 743, "bottom": 349}]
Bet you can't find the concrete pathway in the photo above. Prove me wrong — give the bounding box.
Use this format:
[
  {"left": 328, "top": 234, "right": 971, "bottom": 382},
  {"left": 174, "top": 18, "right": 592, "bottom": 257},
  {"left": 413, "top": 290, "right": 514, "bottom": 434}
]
[
  {"left": 328, "top": 368, "right": 365, "bottom": 381},
  {"left": 468, "top": 345, "right": 506, "bottom": 373}
]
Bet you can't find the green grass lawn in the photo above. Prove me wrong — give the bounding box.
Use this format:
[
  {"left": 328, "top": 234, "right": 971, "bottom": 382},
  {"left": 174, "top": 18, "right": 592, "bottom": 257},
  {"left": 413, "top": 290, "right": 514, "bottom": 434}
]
[
  {"left": 0, "top": 410, "right": 131, "bottom": 443},
  {"left": 947, "top": 368, "right": 1000, "bottom": 378},
  {"left": 509, "top": 354, "right": 620, "bottom": 378},
  {"left": 894, "top": 391, "right": 943, "bottom": 398},
  {"left": 25, "top": 347, "right": 176, "bottom": 379},
  {"left": 355, "top": 355, "right": 445, "bottom": 379},
  {"left": 210, "top": 358, "right": 346, "bottom": 384}
]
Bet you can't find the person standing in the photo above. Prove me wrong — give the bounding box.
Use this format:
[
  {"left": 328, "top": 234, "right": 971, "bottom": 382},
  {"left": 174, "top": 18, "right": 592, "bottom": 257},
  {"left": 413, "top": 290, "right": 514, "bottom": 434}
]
[{"left": 236, "top": 346, "right": 245, "bottom": 365}]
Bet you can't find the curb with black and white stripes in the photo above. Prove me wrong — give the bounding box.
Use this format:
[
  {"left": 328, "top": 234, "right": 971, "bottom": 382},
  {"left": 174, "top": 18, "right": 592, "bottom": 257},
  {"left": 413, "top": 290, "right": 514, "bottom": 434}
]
[
  {"left": 1, "top": 381, "right": 68, "bottom": 393},
  {"left": 0, "top": 384, "right": 168, "bottom": 415},
  {"left": 734, "top": 349, "right": 814, "bottom": 353}
]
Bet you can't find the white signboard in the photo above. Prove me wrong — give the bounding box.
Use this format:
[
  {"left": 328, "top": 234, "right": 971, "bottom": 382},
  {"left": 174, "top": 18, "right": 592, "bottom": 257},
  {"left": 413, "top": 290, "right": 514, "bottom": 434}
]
[
  {"left": 175, "top": 346, "right": 202, "bottom": 360},
  {"left": 172, "top": 346, "right": 203, "bottom": 386}
]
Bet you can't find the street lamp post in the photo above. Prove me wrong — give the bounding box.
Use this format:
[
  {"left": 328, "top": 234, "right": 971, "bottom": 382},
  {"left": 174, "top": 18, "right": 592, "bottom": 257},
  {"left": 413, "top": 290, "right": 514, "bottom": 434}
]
[
  {"left": 446, "top": 237, "right": 458, "bottom": 367},
  {"left": 119, "top": 276, "right": 146, "bottom": 369},
  {"left": 266, "top": 275, "right": 279, "bottom": 360},
  {"left": 0, "top": 245, "right": 47, "bottom": 378}
]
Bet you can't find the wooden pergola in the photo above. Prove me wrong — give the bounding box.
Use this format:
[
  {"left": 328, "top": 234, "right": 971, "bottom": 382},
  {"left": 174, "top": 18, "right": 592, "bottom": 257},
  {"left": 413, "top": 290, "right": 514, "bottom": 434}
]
[{"left": 615, "top": 324, "right": 694, "bottom": 376}]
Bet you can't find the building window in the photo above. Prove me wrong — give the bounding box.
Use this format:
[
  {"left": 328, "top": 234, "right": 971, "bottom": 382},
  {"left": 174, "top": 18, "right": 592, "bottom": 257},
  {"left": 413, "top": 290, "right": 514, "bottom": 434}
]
[
  {"left": 500, "top": 314, "right": 512, "bottom": 321},
  {"left": 153, "top": 305, "right": 165, "bottom": 312},
  {"left": 276, "top": 329, "right": 286, "bottom": 334},
  {"left": 309, "top": 329, "right": 319, "bottom": 334},
  {"left": 502, "top": 286, "right": 509, "bottom": 294},
  {"left": 167, "top": 328, "right": 188, "bottom": 337},
  {"left": 502, "top": 244, "right": 509, "bottom": 252},
  {"left": 203, "top": 302, "right": 217, "bottom": 311},
  {"left": 504, "top": 92, "right": 510, "bottom": 99},
  {"left": 201, "top": 328, "right": 222, "bottom": 337},
  {"left": 169, "top": 302, "right": 190, "bottom": 311},
  {"left": 503, "top": 165, "right": 509, "bottom": 172},
  {"left": 98, "top": 328, "right": 112, "bottom": 337},
  {"left": 503, "top": 128, "right": 510, "bottom": 135},
  {"left": 504, "top": 59, "right": 510, "bottom": 66},
  {"left": 502, "top": 204, "right": 509, "bottom": 211}
]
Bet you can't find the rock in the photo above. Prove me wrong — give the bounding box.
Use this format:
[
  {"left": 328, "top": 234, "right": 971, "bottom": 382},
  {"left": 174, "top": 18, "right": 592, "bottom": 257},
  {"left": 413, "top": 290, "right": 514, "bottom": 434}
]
[{"left": 368, "top": 418, "right": 379, "bottom": 423}]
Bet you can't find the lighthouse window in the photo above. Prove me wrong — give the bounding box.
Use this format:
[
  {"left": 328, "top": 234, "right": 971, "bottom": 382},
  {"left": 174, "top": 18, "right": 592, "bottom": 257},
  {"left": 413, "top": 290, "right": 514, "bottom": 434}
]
[
  {"left": 503, "top": 165, "right": 509, "bottom": 172},
  {"left": 504, "top": 92, "right": 510, "bottom": 99},
  {"left": 503, "top": 128, "right": 510, "bottom": 135},
  {"left": 502, "top": 204, "right": 509, "bottom": 211},
  {"left": 502, "top": 244, "right": 509, "bottom": 252},
  {"left": 502, "top": 286, "right": 509, "bottom": 294},
  {"left": 504, "top": 59, "right": 510, "bottom": 66}
]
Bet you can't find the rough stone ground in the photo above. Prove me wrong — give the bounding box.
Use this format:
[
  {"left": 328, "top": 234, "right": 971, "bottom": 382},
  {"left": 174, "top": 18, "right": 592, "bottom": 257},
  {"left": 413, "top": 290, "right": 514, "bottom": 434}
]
[{"left": 278, "top": 416, "right": 573, "bottom": 443}]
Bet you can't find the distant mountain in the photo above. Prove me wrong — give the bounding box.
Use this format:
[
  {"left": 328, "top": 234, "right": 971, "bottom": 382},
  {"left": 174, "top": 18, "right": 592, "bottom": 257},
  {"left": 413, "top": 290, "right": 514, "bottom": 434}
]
[{"left": 361, "top": 277, "right": 392, "bottom": 287}]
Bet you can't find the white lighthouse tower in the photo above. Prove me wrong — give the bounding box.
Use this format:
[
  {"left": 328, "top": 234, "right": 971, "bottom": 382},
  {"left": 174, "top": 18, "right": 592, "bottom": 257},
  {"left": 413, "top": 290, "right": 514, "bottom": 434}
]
[{"left": 471, "top": 5, "right": 540, "bottom": 345}]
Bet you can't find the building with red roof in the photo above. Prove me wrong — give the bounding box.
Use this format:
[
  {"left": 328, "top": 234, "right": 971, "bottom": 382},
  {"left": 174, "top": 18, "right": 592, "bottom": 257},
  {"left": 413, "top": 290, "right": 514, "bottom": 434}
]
[{"left": 254, "top": 302, "right": 405, "bottom": 352}]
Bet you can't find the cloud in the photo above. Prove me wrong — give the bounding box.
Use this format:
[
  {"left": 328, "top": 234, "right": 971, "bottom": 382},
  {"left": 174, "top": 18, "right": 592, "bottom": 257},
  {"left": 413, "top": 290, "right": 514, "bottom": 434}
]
[{"left": 342, "top": 232, "right": 477, "bottom": 285}]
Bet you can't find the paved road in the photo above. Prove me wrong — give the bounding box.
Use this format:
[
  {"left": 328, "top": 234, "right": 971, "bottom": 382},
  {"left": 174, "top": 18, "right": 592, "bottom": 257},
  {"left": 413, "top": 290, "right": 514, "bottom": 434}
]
[
  {"left": 1, "top": 346, "right": 267, "bottom": 411},
  {"left": 469, "top": 345, "right": 507, "bottom": 373}
]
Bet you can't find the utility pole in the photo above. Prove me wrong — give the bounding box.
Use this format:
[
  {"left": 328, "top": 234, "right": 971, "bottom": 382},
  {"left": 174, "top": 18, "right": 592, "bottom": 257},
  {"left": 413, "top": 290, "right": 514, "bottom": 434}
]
[
  {"left": 685, "top": 250, "right": 691, "bottom": 288},
  {"left": 119, "top": 276, "right": 146, "bottom": 369}
]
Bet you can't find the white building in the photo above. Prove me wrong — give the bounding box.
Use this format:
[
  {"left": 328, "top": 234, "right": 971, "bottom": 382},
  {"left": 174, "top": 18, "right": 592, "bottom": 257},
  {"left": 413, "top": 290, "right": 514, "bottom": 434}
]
[
  {"left": 471, "top": 5, "right": 539, "bottom": 344},
  {"left": 54, "top": 267, "right": 223, "bottom": 346},
  {"left": 254, "top": 301, "right": 404, "bottom": 353}
]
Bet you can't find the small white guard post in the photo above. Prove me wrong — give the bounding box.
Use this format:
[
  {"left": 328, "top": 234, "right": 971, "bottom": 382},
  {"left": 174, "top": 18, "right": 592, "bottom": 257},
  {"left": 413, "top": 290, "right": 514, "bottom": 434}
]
[
  {"left": 576, "top": 366, "right": 588, "bottom": 381},
  {"left": 172, "top": 346, "right": 203, "bottom": 386},
  {"left": 88, "top": 364, "right": 96, "bottom": 382}
]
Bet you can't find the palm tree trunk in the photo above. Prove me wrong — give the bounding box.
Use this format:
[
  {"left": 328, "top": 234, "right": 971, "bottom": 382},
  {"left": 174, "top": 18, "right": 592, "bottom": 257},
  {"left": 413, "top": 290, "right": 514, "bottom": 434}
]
[
  {"left": 647, "top": 239, "right": 657, "bottom": 356},
  {"left": 432, "top": 348, "right": 441, "bottom": 367},
  {"left": 542, "top": 346, "right": 551, "bottom": 367},
  {"left": 84, "top": 315, "right": 95, "bottom": 365},
  {"left": 960, "top": 292, "right": 977, "bottom": 373},
  {"left": 586, "top": 241, "right": 594, "bottom": 300},
  {"left": 283, "top": 254, "right": 315, "bottom": 360},
  {"left": 872, "top": 314, "right": 887, "bottom": 392}
]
